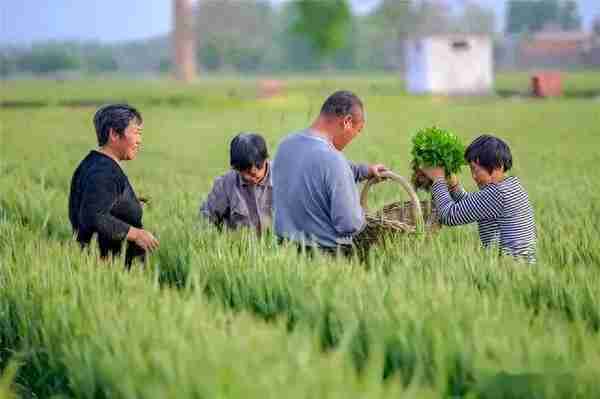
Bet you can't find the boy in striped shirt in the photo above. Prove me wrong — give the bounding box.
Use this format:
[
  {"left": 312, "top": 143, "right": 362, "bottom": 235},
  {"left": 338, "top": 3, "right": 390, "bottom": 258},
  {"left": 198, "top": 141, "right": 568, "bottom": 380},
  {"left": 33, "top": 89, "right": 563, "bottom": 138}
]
[{"left": 422, "top": 135, "right": 537, "bottom": 263}]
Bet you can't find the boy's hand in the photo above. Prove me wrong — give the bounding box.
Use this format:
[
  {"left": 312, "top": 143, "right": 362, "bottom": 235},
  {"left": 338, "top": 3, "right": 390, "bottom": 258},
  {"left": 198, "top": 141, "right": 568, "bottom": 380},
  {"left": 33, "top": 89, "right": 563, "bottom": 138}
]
[{"left": 421, "top": 167, "right": 445, "bottom": 181}]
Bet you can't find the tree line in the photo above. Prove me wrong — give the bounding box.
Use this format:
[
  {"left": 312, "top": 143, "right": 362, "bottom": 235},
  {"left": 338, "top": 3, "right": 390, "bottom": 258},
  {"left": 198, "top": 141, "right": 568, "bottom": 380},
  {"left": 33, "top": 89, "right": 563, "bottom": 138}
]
[{"left": 1, "top": 0, "right": 590, "bottom": 77}]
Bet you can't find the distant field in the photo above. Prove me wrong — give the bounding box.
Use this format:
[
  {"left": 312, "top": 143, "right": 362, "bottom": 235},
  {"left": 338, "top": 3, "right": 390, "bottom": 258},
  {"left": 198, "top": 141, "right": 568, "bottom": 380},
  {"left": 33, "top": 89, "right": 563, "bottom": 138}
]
[{"left": 1, "top": 72, "right": 600, "bottom": 398}]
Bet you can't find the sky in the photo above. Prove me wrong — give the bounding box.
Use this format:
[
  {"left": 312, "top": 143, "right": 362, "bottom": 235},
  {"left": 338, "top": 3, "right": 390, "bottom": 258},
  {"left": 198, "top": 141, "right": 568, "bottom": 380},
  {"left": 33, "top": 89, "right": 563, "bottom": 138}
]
[{"left": 1, "top": 1, "right": 599, "bottom": 45}]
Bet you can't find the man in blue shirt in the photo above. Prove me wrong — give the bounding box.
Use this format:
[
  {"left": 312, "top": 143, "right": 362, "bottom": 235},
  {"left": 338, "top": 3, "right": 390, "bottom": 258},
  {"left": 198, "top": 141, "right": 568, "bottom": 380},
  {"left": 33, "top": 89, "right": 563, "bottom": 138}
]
[{"left": 272, "top": 90, "right": 386, "bottom": 255}]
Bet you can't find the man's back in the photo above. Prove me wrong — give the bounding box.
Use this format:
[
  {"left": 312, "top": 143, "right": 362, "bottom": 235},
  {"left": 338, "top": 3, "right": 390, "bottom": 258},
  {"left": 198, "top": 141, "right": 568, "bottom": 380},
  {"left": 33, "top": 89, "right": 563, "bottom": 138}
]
[{"left": 272, "top": 130, "right": 365, "bottom": 248}]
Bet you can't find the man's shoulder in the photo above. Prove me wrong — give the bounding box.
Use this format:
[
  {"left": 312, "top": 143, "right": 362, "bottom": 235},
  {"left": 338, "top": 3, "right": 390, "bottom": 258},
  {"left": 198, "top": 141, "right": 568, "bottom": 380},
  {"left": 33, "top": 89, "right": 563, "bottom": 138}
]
[
  {"left": 318, "top": 146, "right": 347, "bottom": 164},
  {"left": 278, "top": 131, "right": 307, "bottom": 146}
]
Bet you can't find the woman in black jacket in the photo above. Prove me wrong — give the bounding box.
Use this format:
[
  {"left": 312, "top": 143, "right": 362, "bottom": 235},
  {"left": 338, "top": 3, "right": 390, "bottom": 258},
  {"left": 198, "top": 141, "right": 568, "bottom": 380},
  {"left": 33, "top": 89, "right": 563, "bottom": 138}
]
[{"left": 69, "top": 104, "right": 159, "bottom": 267}]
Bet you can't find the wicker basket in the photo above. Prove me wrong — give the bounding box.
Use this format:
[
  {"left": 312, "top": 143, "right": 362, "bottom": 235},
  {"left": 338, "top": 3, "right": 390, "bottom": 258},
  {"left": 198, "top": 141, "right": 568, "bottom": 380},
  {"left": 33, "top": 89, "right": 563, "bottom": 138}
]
[{"left": 355, "top": 171, "right": 440, "bottom": 248}]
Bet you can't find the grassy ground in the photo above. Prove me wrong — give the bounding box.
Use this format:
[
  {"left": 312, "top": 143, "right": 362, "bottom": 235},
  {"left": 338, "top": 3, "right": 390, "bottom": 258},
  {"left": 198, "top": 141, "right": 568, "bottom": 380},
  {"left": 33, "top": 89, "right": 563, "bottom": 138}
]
[{"left": 1, "top": 72, "right": 600, "bottom": 398}]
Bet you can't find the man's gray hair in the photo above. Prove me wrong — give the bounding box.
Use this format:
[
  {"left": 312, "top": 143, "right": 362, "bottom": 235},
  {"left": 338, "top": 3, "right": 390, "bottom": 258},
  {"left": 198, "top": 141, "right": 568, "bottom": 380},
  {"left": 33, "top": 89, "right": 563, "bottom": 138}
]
[{"left": 320, "top": 90, "right": 363, "bottom": 118}]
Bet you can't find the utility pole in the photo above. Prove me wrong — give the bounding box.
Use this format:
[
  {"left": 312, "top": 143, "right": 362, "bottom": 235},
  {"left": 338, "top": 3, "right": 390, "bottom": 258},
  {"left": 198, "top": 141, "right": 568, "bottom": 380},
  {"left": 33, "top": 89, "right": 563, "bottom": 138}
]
[{"left": 173, "top": 0, "right": 197, "bottom": 82}]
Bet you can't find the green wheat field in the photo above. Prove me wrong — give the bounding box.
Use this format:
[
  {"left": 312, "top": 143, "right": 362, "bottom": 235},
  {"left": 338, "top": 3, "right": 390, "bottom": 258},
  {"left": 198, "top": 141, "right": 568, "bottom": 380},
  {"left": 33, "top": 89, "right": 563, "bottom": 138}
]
[{"left": 1, "top": 72, "right": 600, "bottom": 398}]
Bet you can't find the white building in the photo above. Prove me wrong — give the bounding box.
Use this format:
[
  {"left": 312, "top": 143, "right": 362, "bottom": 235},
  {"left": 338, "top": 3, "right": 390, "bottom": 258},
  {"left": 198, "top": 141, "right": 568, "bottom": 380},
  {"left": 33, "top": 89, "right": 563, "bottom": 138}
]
[{"left": 405, "top": 35, "right": 493, "bottom": 95}]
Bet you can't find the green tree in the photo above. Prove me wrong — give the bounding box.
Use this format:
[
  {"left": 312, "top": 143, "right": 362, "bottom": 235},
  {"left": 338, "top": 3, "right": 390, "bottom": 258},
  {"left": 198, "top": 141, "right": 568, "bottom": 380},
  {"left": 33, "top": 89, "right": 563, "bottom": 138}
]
[
  {"left": 369, "top": 0, "right": 415, "bottom": 39},
  {"left": 537, "top": 0, "right": 560, "bottom": 30},
  {"left": 355, "top": 0, "right": 415, "bottom": 71},
  {"left": 159, "top": 57, "right": 172, "bottom": 73},
  {"left": 506, "top": 0, "right": 556, "bottom": 33},
  {"left": 412, "top": 0, "right": 452, "bottom": 35},
  {"left": 196, "top": 0, "right": 274, "bottom": 72},
  {"left": 506, "top": 0, "right": 581, "bottom": 34},
  {"left": 506, "top": 0, "right": 529, "bottom": 34},
  {"left": 17, "top": 45, "right": 80, "bottom": 74},
  {"left": 290, "top": 0, "right": 353, "bottom": 59},
  {"left": 85, "top": 47, "right": 118, "bottom": 73},
  {"left": 558, "top": 0, "right": 581, "bottom": 31},
  {"left": 455, "top": 2, "right": 496, "bottom": 34},
  {"left": 0, "top": 53, "right": 18, "bottom": 77},
  {"left": 197, "top": 42, "right": 222, "bottom": 71},
  {"left": 593, "top": 15, "right": 600, "bottom": 36}
]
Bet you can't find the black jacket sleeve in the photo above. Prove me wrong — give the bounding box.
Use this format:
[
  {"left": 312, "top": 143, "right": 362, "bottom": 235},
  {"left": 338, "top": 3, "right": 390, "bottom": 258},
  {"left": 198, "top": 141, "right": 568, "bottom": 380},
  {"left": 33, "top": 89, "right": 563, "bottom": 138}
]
[{"left": 79, "top": 172, "right": 131, "bottom": 241}]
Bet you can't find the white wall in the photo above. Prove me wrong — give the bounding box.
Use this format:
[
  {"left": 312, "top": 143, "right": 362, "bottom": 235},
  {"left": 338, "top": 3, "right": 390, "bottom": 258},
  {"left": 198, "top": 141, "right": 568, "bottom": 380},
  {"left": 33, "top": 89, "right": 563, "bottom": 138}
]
[
  {"left": 405, "top": 36, "right": 493, "bottom": 95},
  {"left": 405, "top": 39, "right": 429, "bottom": 93}
]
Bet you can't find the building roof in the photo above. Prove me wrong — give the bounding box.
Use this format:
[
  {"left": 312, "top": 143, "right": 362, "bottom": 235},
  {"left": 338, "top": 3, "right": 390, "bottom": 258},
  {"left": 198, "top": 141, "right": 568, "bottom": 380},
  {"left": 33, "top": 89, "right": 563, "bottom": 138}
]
[
  {"left": 532, "top": 31, "right": 591, "bottom": 42},
  {"left": 406, "top": 33, "right": 492, "bottom": 41},
  {"left": 521, "top": 31, "right": 592, "bottom": 57}
]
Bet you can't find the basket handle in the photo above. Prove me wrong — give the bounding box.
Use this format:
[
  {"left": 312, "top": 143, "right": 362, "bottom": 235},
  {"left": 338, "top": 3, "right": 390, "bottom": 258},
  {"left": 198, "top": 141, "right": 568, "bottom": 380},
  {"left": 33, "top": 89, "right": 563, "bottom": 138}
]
[{"left": 360, "top": 171, "right": 424, "bottom": 231}]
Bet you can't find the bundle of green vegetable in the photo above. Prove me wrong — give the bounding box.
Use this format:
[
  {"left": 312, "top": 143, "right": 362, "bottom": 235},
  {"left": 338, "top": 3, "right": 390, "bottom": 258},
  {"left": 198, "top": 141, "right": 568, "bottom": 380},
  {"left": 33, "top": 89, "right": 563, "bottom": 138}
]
[{"left": 410, "top": 126, "right": 466, "bottom": 190}]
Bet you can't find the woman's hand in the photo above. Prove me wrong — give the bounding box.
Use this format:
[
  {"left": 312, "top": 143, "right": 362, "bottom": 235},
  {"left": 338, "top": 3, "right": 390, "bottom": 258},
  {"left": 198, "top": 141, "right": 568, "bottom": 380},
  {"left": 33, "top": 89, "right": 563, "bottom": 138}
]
[
  {"left": 138, "top": 195, "right": 152, "bottom": 208},
  {"left": 447, "top": 174, "right": 459, "bottom": 189},
  {"left": 127, "top": 227, "right": 159, "bottom": 252}
]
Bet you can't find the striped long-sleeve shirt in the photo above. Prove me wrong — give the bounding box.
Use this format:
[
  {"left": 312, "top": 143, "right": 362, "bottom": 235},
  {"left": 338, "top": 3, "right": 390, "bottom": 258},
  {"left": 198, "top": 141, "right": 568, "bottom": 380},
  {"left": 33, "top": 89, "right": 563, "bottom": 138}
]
[{"left": 431, "top": 176, "right": 537, "bottom": 263}]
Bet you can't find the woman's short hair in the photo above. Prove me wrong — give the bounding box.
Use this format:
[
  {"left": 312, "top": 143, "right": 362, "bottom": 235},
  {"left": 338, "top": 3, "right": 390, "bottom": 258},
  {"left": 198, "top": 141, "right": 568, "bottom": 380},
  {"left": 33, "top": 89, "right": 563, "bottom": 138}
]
[
  {"left": 465, "top": 134, "right": 513, "bottom": 173},
  {"left": 93, "top": 104, "right": 142, "bottom": 146},
  {"left": 230, "top": 133, "right": 268, "bottom": 171}
]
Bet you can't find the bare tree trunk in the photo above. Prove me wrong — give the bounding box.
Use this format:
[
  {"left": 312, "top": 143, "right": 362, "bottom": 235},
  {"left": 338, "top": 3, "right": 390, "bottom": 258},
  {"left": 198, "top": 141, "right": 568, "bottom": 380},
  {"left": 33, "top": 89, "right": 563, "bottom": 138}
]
[{"left": 173, "top": 0, "right": 197, "bottom": 82}]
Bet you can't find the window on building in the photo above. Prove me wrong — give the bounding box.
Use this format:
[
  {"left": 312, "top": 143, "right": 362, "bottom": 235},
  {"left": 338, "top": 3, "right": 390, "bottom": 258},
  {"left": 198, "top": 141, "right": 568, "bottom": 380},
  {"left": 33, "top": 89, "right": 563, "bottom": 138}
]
[{"left": 451, "top": 40, "right": 470, "bottom": 51}]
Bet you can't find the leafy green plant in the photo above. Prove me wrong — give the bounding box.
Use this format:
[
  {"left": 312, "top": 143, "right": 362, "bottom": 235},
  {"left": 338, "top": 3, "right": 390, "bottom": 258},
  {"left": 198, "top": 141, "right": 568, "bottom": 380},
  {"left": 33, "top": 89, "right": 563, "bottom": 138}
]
[
  {"left": 411, "top": 126, "right": 466, "bottom": 175},
  {"left": 410, "top": 126, "right": 466, "bottom": 189}
]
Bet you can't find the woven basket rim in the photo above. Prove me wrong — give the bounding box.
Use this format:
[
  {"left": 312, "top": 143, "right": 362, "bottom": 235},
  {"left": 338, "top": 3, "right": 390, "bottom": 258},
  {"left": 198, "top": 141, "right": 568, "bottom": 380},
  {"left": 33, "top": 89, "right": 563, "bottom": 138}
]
[{"left": 360, "top": 170, "right": 425, "bottom": 232}]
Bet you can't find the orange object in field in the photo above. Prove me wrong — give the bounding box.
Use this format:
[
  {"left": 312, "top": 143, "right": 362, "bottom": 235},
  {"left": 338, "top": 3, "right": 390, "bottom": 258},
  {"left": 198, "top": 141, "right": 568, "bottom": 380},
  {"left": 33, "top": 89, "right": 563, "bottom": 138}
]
[
  {"left": 531, "top": 72, "right": 562, "bottom": 97},
  {"left": 258, "top": 79, "right": 285, "bottom": 99}
]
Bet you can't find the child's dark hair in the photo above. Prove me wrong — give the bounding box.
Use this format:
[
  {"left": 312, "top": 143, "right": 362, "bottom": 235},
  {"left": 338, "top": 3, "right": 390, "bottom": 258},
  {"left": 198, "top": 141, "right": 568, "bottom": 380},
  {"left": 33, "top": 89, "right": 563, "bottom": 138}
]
[
  {"left": 465, "top": 135, "right": 513, "bottom": 174},
  {"left": 230, "top": 133, "right": 268, "bottom": 171}
]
